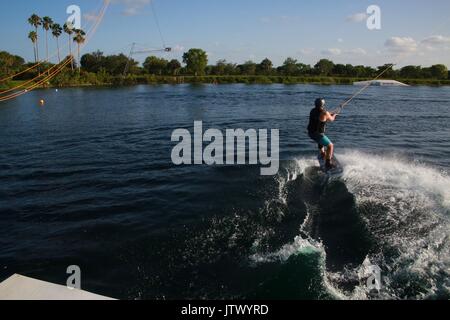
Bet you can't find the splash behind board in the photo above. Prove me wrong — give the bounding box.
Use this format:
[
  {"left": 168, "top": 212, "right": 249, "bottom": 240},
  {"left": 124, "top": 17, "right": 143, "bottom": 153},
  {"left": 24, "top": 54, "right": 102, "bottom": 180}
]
[{"left": 318, "top": 154, "right": 344, "bottom": 178}]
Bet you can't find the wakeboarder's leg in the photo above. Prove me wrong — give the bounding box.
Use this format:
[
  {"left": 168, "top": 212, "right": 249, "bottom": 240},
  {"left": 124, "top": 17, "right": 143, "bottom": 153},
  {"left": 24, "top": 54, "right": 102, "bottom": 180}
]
[
  {"left": 326, "top": 143, "right": 334, "bottom": 160},
  {"left": 326, "top": 143, "right": 335, "bottom": 169},
  {"left": 319, "top": 146, "right": 326, "bottom": 160}
]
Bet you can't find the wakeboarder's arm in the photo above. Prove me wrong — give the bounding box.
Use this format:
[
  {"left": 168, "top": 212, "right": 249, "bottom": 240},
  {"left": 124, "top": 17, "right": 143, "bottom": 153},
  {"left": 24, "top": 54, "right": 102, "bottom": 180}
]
[{"left": 320, "top": 112, "right": 337, "bottom": 123}]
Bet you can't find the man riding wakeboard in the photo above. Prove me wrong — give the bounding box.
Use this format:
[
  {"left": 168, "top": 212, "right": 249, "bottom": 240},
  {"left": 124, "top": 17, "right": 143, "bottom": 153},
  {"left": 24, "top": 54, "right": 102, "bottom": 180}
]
[{"left": 307, "top": 98, "right": 338, "bottom": 171}]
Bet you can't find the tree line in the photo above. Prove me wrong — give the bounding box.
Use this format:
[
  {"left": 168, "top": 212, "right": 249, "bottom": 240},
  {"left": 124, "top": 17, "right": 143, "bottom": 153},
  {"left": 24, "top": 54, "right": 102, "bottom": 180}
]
[
  {"left": 1, "top": 47, "right": 449, "bottom": 81},
  {"left": 75, "top": 49, "right": 450, "bottom": 80}
]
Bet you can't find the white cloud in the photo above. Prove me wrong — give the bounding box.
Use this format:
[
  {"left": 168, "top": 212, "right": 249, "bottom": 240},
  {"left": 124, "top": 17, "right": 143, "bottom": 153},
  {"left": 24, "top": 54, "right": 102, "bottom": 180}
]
[
  {"left": 421, "top": 35, "right": 450, "bottom": 46},
  {"left": 345, "top": 48, "right": 367, "bottom": 55},
  {"left": 376, "top": 36, "right": 450, "bottom": 67},
  {"left": 383, "top": 35, "right": 450, "bottom": 58},
  {"left": 337, "top": 38, "right": 344, "bottom": 43},
  {"left": 320, "top": 47, "right": 367, "bottom": 57},
  {"left": 321, "top": 48, "right": 342, "bottom": 56},
  {"left": 346, "top": 12, "right": 367, "bottom": 23},
  {"left": 422, "top": 45, "right": 437, "bottom": 52},
  {"left": 299, "top": 48, "right": 314, "bottom": 55},
  {"left": 385, "top": 37, "right": 418, "bottom": 53},
  {"left": 113, "top": 0, "right": 152, "bottom": 16}
]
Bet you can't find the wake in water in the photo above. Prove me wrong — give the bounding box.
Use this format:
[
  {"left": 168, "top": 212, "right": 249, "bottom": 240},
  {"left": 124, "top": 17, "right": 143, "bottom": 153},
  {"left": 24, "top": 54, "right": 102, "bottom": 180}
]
[
  {"left": 253, "top": 150, "right": 450, "bottom": 300},
  {"left": 127, "top": 150, "right": 449, "bottom": 300},
  {"left": 336, "top": 150, "right": 450, "bottom": 299}
]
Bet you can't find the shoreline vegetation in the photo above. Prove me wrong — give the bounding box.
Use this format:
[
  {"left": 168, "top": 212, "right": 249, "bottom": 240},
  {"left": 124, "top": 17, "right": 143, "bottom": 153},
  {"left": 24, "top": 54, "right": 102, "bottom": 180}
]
[
  {"left": 1, "top": 48, "right": 449, "bottom": 90},
  {"left": 1, "top": 13, "right": 449, "bottom": 91},
  {"left": 2, "top": 74, "right": 450, "bottom": 91}
]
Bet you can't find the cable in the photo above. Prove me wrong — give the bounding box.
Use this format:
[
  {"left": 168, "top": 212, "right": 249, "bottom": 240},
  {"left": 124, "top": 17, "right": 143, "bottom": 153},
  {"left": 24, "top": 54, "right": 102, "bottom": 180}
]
[
  {"left": 0, "top": 58, "right": 73, "bottom": 101},
  {"left": 0, "top": 59, "right": 72, "bottom": 101},
  {"left": 150, "top": 0, "right": 166, "bottom": 49},
  {"left": 0, "top": 62, "right": 64, "bottom": 95},
  {"left": 0, "top": 0, "right": 110, "bottom": 102},
  {"left": 0, "top": 0, "right": 108, "bottom": 85},
  {"left": 332, "top": 63, "right": 395, "bottom": 115}
]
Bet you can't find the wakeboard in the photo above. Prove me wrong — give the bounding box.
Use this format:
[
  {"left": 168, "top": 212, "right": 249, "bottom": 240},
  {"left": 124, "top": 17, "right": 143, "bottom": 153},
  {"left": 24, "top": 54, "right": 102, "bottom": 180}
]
[{"left": 317, "top": 154, "right": 344, "bottom": 178}]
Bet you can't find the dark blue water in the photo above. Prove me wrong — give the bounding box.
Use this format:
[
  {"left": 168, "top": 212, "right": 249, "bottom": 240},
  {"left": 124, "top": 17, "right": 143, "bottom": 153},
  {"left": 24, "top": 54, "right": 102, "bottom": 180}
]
[{"left": 1, "top": 84, "right": 449, "bottom": 299}]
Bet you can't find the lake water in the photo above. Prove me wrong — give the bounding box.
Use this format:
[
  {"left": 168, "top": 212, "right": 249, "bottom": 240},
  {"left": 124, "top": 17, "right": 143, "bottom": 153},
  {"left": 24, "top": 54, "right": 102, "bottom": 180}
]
[{"left": 0, "top": 84, "right": 449, "bottom": 299}]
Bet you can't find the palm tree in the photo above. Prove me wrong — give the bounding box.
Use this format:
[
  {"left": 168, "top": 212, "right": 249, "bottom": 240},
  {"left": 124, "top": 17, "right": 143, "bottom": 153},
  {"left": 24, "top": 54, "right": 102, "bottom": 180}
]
[
  {"left": 73, "top": 29, "right": 86, "bottom": 72},
  {"left": 64, "top": 23, "right": 74, "bottom": 71},
  {"left": 51, "top": 23, "right": 63, "bottom": 63},
  {"left": 42, "top": 16, "right": 53, "bottom": 62},
  {"left": 28, "top": 14, "right": 42, "bottom": 62},
  {"left": 28, "top": 31, "right": 38, "bottom": 63}
]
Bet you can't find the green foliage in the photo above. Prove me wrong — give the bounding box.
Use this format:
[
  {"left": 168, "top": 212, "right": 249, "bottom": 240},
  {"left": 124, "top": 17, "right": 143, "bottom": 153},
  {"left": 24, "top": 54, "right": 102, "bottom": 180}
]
[
  {"left": 182, "top": 48, "right": 208, "bottom": 76},
  {"left": 400, "top": 65, "right": 422, "bottom": 79},
  {"left": 429, "top": 64, "right": 448, "bottom": 79},
  {"left": 51, "top": 23, "right": 63, "bottom": 38},
  {"left": 143, "top": 56, "right": 168, "bottom": 75},
  {"left": 42, "top": 17, "right": 53, "bottom": 31},
  {"left": 0, "top": 51, "right": 25, "bottom": 78},
  {"left": 377, "top": 64, "right": 397, "bottom": 78},
  {"left": 81, "top": 52, "right": 139, "bottom": 75},
  {"left": 28, "top": 14, "right": 42, "bottom": 29},
  {"left": 166, "top": 59, "right": 182, "bottom": 75},
  {"left": 210, "top": 59, "right": 237, "bottom": 76},
  {"left": 50, "top": 70, "right": 103, "bottom": 87},
  {"left": 145, "top": 75, "right": 159, "bottom": 84},
  {"left": 398, "top": 64, "right": 448, "bottom": 80},
  {"left": 80, "top": 50, "right": 105, "bottom": 73},
  {"left": 238, "top": 61, "right": 257, "bottom": 75},
  {"left": 258, "top": 58, "right": 273, "bottom": 75},
  {"left": 279, "top": 58, "right": 299, "bottom": 76},
  {"left": 314, "top": 59, "right": 334, "bottom": 76},
  {"left": 4, "top": 38, "right": 450, "bottom": 88}
]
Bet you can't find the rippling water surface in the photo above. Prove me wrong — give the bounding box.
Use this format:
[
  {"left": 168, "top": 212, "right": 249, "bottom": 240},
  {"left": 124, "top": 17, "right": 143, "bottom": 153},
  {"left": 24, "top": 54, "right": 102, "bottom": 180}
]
[{"left": 0, "top": 84, "right": 449, "bottom": 299}]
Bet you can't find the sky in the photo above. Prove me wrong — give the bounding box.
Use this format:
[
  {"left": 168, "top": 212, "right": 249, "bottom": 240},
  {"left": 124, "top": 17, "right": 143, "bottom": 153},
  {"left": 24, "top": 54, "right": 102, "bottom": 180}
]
[{"left": 2, "top": 0, "right": 450, "bottom": 68}]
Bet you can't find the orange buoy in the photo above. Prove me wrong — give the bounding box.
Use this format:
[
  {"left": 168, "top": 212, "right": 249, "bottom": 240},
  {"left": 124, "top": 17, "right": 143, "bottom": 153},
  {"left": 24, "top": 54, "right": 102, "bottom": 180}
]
[{"left": 39, "top": 99, "right": 45, "bottom": 106}]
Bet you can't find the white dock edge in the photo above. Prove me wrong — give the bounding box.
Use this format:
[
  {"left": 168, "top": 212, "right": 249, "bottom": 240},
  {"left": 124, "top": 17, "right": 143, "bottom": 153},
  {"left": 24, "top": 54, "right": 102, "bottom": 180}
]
[{"left": 0, "top": 274, "right": 115, "bottom": 300}]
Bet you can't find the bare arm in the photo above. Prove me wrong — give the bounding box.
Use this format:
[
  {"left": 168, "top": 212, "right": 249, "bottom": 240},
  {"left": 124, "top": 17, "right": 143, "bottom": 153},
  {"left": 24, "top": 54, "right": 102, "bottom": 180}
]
[{"left": 320, "top": 111, "right": 337, "bottom": 122}]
